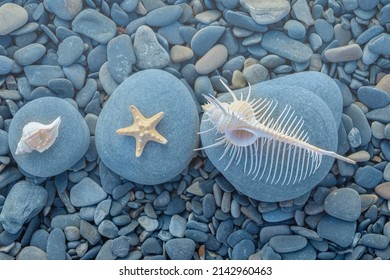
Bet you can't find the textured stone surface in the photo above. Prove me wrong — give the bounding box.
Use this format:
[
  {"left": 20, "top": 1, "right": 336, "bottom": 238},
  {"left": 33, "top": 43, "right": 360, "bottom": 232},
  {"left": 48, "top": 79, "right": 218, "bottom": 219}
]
[
  {"left": 240, "top": 0, "right": 290, "bottom": 25},
  {"left": 0, "top": 3, "right": 28, "bottom": 36}
]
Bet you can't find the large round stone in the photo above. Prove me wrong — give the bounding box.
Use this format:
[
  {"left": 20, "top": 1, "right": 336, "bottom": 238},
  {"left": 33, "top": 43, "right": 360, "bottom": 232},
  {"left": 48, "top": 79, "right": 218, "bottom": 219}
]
[
  {"left": 200, "top": 72, "right": 342, "bottom": 202},
  {"left": 8, "top": 97, "right": 90, "bottom": 177},
  {"left": 96, "top": 69, "right": 199, "bottom": 185}
]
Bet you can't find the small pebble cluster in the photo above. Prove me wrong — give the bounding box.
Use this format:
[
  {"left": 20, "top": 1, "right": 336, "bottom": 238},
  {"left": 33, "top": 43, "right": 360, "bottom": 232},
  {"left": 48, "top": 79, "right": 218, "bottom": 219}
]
[{"left": 0, "top": 0, "right": 389, "bottom": 260}]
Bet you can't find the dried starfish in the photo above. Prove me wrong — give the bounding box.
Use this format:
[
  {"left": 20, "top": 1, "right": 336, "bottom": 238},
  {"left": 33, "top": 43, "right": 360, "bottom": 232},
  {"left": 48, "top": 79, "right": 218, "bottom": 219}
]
[{"left": 116, "top": 105, "right": 167, "bottom": 157}]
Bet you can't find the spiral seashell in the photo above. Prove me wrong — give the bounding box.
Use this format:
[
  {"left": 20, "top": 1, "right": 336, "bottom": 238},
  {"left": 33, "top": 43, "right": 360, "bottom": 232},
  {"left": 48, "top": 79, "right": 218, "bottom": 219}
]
[
  {"left": 196, "top": 80, "right": 356, "bottom": 185},
  {"left": 15, "top": 117, "right": 61, "bottom": 156}
]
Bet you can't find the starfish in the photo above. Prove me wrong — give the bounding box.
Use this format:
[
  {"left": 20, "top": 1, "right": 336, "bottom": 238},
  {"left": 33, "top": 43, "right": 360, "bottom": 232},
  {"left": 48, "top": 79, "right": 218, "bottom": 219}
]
[{"left": 116, "top": 105, "right": 168, "bottom": 157}]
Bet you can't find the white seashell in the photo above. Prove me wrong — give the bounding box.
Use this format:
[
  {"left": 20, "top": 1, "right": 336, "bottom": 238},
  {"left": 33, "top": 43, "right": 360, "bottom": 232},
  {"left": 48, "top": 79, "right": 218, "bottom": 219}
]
[
  {"left": 196, "top": 80, "right": 356, "bottom": 185},
  {"left": 15, "top": 117, "right": 61, "bottom": 156}
]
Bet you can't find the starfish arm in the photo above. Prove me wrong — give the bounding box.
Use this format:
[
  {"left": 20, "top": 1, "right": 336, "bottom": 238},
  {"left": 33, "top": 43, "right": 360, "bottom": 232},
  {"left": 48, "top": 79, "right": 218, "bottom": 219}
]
[
  {"left": 135, "top": 137, "right": 146, "bottom": 157},
  {"left": 148, "top": 111, "right": 165, "bottom": 127},
  {"left": 116, "top": 125, "right": 137, "bottom": 136},
  {"left": 149, "top": 129, "right": 168, "bottom": 144}
]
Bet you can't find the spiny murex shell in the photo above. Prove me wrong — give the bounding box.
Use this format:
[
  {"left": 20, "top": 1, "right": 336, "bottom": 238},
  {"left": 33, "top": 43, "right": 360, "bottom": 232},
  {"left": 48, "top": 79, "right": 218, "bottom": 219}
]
[{"left": 15, "top": 117, "right": 61, "bottom": 155}]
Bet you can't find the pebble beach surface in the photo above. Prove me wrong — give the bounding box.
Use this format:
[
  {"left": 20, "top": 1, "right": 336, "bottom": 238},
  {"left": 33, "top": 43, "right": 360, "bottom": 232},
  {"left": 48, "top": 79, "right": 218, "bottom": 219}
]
[{"left": 0, "top": 0, "right": 390, "bottom": 260}]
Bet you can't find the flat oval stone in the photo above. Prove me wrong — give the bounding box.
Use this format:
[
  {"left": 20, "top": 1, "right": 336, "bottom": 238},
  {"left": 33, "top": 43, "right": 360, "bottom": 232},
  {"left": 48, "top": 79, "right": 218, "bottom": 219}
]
[
  {"left": 356, "top": 25, "right": 384, "bottom": 45},
  {"left": 357, "top": 86, "right": 390, "bottom": 109},
  {"left": 195, "top": 10, "right": 222, "bottom": 24},
  {"left": 284, "top": 20, "right": 306, "bottom": 40},
  {"left": 107, "top": 34, "right": 136, "bottom": 84},
  {"left": 261, "top": 31, "right": 313, "bottom": 63},
  {"left": 323, "top": 44, "right": 363, "bottom": 63},
  {"left": 72, "top": 9, "right": 116, "bottom": 44},
  {"left": 0, "top": 130, "right": 9, "bottom": 156},
  {"left": 195, "top": 44, "right": 228, "bottom": 74},
  {"left": 0, "top": 56, "right": 14, "bottom": 75},
  {"left": 314, "top": 19, "right": 334, "bottom": 43},
  {"left": 57, "top": 36, "right": 84, "bottom": 66},
  {"left": 375, "top": 182, "right": 390, "bottom": 199},
  {"left": 0, "top": 181, "right": 47, "bottom": 234},
  {"left": 355, "top": 166, "right": 383, "bottom": 189},
  {"left": 8, "top": 97, "right": 90, "bottom": 177},
  {"left": 145, "top": 5, "right": 182, "bottom": 27},
  {"left": 324, "top": 188, "right": 361, "bottom": 221},
  {"left": 43, "top": 0, "right": 83, "bottom": 20},
  {"left": 47, "top": 228, "right": 66, "bottom": 260},
  {"left": 13, "top": 43, "right": 46, "bottom": 66},
  {"left": 231, "top": 239, "right": 255, "bottom": 259},
  {"left": 368, "top": 34, "right": 390, "bottom": 55},
  {"left": 165, "top": 238, "right": 195, "bottom": 260},
  {"left": 359, "top": 233, "right": 390, "bottom": 249},
  {"left": 344, "top": 104, "right": 371, "bottom": 146},
  {"left": 240, "top": 0, "right": 290, "bottom": 25},
  {"left": 133, "top": 25, "right": 170, "bottom": 69},
  {"left": 96, "top": 69, "right": 199, "bottom": 185},
  {"left": 170, "top": 45, "right": 194, "bottom": 63},
  {"left": 224, "top": 10, "right": 268, "bottom": 32},
  {"left": 24, "top": 65, "right": 64, "bottom": 87},
  {"left": 70, "top": 177, "right": 107, "bottom": 207},
  {"left": 200, "top": 72, "right": 341, "bottom": 202},
  {"left": 0, "top": 3, "right": 28, "bottom": 36},
  {"left": 317, "top": 215, "right": 356, "bottom": 247},
  {"left": 269, "top": 235, "right": 307, "bottom": 253},
  {"left": 17, "top": 246, "right": 47, "bottom": 260},
  {"left": 292, "top": 0, "right": 314, "bottom": 26},
  {"left": 191, "top": 26, "right": 225, "bottom": 56}
]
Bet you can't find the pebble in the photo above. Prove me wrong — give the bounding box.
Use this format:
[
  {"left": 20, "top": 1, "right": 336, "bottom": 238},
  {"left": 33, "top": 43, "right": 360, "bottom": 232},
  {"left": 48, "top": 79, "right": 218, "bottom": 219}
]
[
  {"left": 231, "top": 239, "right": 255, "bottom": 260},
  {"left": 0, "top": 56, "right": 15, "bottom": 75},
  {"left": 0, "top": 3, "right": 28, "bottom": 36},
  {"left": 224, "top": 10, "right": 267, "bottom": 32},
  {"left": 0, "top": 130, "right": 9, "bottom": 156},
  {"left": 169, "top": 215, "right": 186, "bottom": 237},
  {"left": 348, "top": 127, "right": 362, "bottom": 148},
  {"left": 170, "top": 45, "right": 194, "bottom": 64},
  {"left": 324, "top": 188, "right": 361, "bottom": 221},
  {"left": 98, "top": 220, "right": 118, "bottom": 239},
  {"left": 195, "top": 44, "right": 228, "bottom": 74},
  {"left": 323, "top": 44, "right": 362, "bottom": 63},
  {"left": 134, "top": 25, "right": 170, "bottom": 69},
  {"left": 281, "top": 244, "right": 317, "bottom": 260},
  {"left": 47, "top": 228, "right": 66, "bottom": 260},
  {"left": 344, "top": 104, "right": 372, "bottom": 146},
  {"left": 375, "top": 183, "right": 390, "bottom": 199},
  {"left": 24, "top": 65, "right": 64, "bottom": 87},
  {"left": 153, "top": 190, "right": 170, "bottom": 207},
  {"left": 357, "top": 87, "right": 390, "bottom": 109},
  {"left": 284, "top": 20, "right": 306, "bottom": 40},
  {"left": 79, "top": 220, "right": 100, "bottom": 245},
  {"left": 72, "top": 9, "right": 116, "bottom": 44},
  {"left": 145, "top": 5, "right": 182, "bottom": 27},
  {"left": 69, "top": 177, "right": 107, "bottom": 207},
  {"left": 355, "top": 166, "right": 383, "bottom": 189},
  {"left": 0, "top": 181, "right": 47, "bottom": 234},
  {"left": 138, "top": 216, "right": 159, "bottom": 232},
  {"left": 202, "top": 193, "right": 216, "bottom": 219},
  {"left": 13, "top": 43, "right": 46, "bottom": 66},
  {"left": 240, "top": 0, "right": 290, "bottom": 25},
  {"left": 356, "top": 25, "right": 384, "bottom": 45},
  {"left": 377, "top": 74, "right": 390, "bottom": 94},
  {"left": 141, "top": 237, "right": 162, "bottom": 255},
  {"left": 359, "top": 234, "right": 390, "bottom": 249},
  {"left": 191, "top": 26, "right": 225, "bottom": 56},
  {"left": 195, "top": 10, "right": 222, "bottom": 24},
  {"left": 243, "top": 64, "right": 269, "bottom": 84},
  {"left": 317, "top": 215, "right": 356, "bottom": 247},
  {"left": 30, "top": 229, "right": 49, "bottom": 251},
  {"left": 368, "top": 34, "right": 390, "bottom": 55},
  {"left": 99, "top": 62, "right": 118, "bottom": 96},
  {"left": 17, "top": 246, "right": 47, "bottom": 260},
  {"left": 43, "top": 0, "right": 83, "bottom": 20},
  {"left": 314, "top": 19, "right": 334, "bottom": 43},
  {"left": 261, "top": 31, "right": 313, "bottom": 63},
  {"left": 112, "top": 236, "right": 130, "bottom": 257},
  {"left": 165, "top": 238, "right": 195, "bottom": 260},
  {"left": 291, "top": 0, "right": 314, "bottom": 26},
  {"left": 366, "top": 105, "right": 390, "bottom": 123},
  {"left": 57, "top": 36, "right": 84, "bottom": 67},
  {"left": 269, "top": 235, "right": 307, "bottom": 253},
  {"left": 64, "top": 226, "right": 80, "bottom": 242},
  {"left": 94, "top": 199, "right": 111, "bottom": 225}
]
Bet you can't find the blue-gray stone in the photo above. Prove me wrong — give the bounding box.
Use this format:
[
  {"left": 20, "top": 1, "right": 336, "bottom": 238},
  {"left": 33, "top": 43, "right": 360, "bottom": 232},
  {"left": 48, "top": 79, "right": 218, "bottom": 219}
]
[
  {"left": 191, "top": 26, "right": 225, "bottom": 56},
  {"left": 200, "top": 72, "right": 341, "bottom": 202},
  {"left": 13, "top": 43, "right": 46, "bottom": 66},
  {"left": 87, "top": 44, "right": 107, "bottom": 73},
  {"left": 169, "top": 214, "right": 186, "bottom": 237},
  {"left": 269, "top": 235, "right": 307, "bottom": 253},
  {"left": 80, "top": 220, "right": 100, "bottom": 245},
  {"left": 348, "top": 127, "right": 361, "bottom": 148},
  {"left": 96, "top": 240, "right": 116, "bottom": 260},
  {"left": 195, "top": 9, "right": 222, "bottom": 24},
  {"left": 47, "top": 228, "right": 66, "bottom": 260},
  {"left": 224, "top": 10, "right": 267, "bottom": 32},
  {"left": 30, "top": 229, "right": 49, "bottom": 251},
  {"left": 291, "top": 0, "right": 314, "bottom": 26},
  {"left": 184, "top": 229, "right": 208, "bottom": 242},
  {"left": 195, "top": 44, "right": 228, "bottom": 75},
  {"left": 0, "top": 181, "right": 47, "bottom": 234},
  {"left": 227, "top": 230, "right": 254, "bottom": 247},
  {"left": 70, "top": 178, "right": 107, "bottom": 207},
  {"left": 47, "top": 78, "right": 74, "bottom": 98},
  {"left": 356, "top": 25, "right": 384, "bottom": 45},
  {"left": 261, "top": 31, "right": 313, "bottom": 63},
  {"left": 51, "top": 214, "right": 81, "bottom": 230},
  {"left": 57, "top": 36, "right": 84, "bottom": 66},
  {"left": 112, "top": 236, "right": 130, "bottom": 257},
  {"left": 99, "top": 62, "right": 118, "bottom": 96},
  {"left": 107, "top": 34, "right": 136, "bottom": 84},
  {"left": 8, "top": 97, "right": 89, "bottom": 177},
  {"left": 344, "top": 104, "right": 371, "bottom": 146},
  {"left": 366, "top": 105, "right": 390, "bottom": 123},
  {"left": 0, "top": 56, "right": 14, "bottom": 75},
  {"left": 121, "top": 0, "right": 138, "bottom": 12},
  {"left": 43, "top": 0, "right": 82, "bottom": 20},
  {"left": 323, "top": 44, "right": 363, "bottom": 63},
  {"left": 314, "top": 19, "right": 334, "bottom": 43},
  {"left": 24, "top": 65, "right": 64, "bottom": 87},
  {"left": 157, "top": 22, "right": 185, "bottom": 45},
  {"left": 145, "top": 5, "right": 182, "bottom": 27},
  {"left": 216, "top": 219, "right": 234, "bottom": 243},
  {"left": 138, "top": 216, "right": 158, "bottom": 232},
  {"left": 75, "top": 79, "right": 97, "bottom": 108},
  {"left": 281, "top": 243, "right": 317, "bottom": 260},
  {"left": 202, "top": 193, "right": 216, "bottom": 219},
  {"left": 153, "top": 190, "right": 170, "bottom": 207},
  {"left": 0, "top": 130, "right": 9, "bottom": 155},
  {"left": 64, "top": 226, "right": 80, "bottom": 241},
  {"left": 63, "top": 63, "right": 86, "bottom": 90},
  {"left": 231, "top": 239, "right": 255, "bottom": 260},
  {"left": 94, "top": 199, "right": 111, "bottom": 225},
  {"left": 98, "top": 220, "right": 118, "bottom": 239},
  {"left": 357, "top": 86, "right": 390, "bottom": 109},
  {"left": 368, "top": 34, "right": 390, "bottom": 55},
  {"left": 240, "top": 0, "right": 290, "bottom": 25},
  {"left": 379, "top": 4, "right": 390, "bottom": 25},
  {"left": 141, "top": 237, "right": 162, "bottom": 255},
  {"left": 359, "top": 233, "right": 390, "bottom": 249},
  {"left": 324, "top": 188, "right": 361, "bottom": 221},
  {"left": 358, "top": 0, "right": 379, "bottom": 10},
  {"left": 165, "top": 238, "right": 195, "bottom": 260},
  {"left": 111, "top": 3, "right": 130, "bottom": 26},
  {"left": 284, "top": 20, "right": 306, "bottom": 40},
  {"left": 243, "top": 64, "right": 269, "bottom": 84},
  {"left": 72, "top": 9, "right": 116, "bottom": 44},
  {"left": 17, "top": 246, "right": 47, "bottom": 260},
  {"left": 317, "top": 215, "right": 356, "bottom": 247},
  {"left": 0, "top": 3, "right": 28, "bottom": 36},
  {"left": 355, "top": 166, "right": 383, "bottom": 189},
  {"left": 96, "top": 69, "right": 199, "bottom": 185}
]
